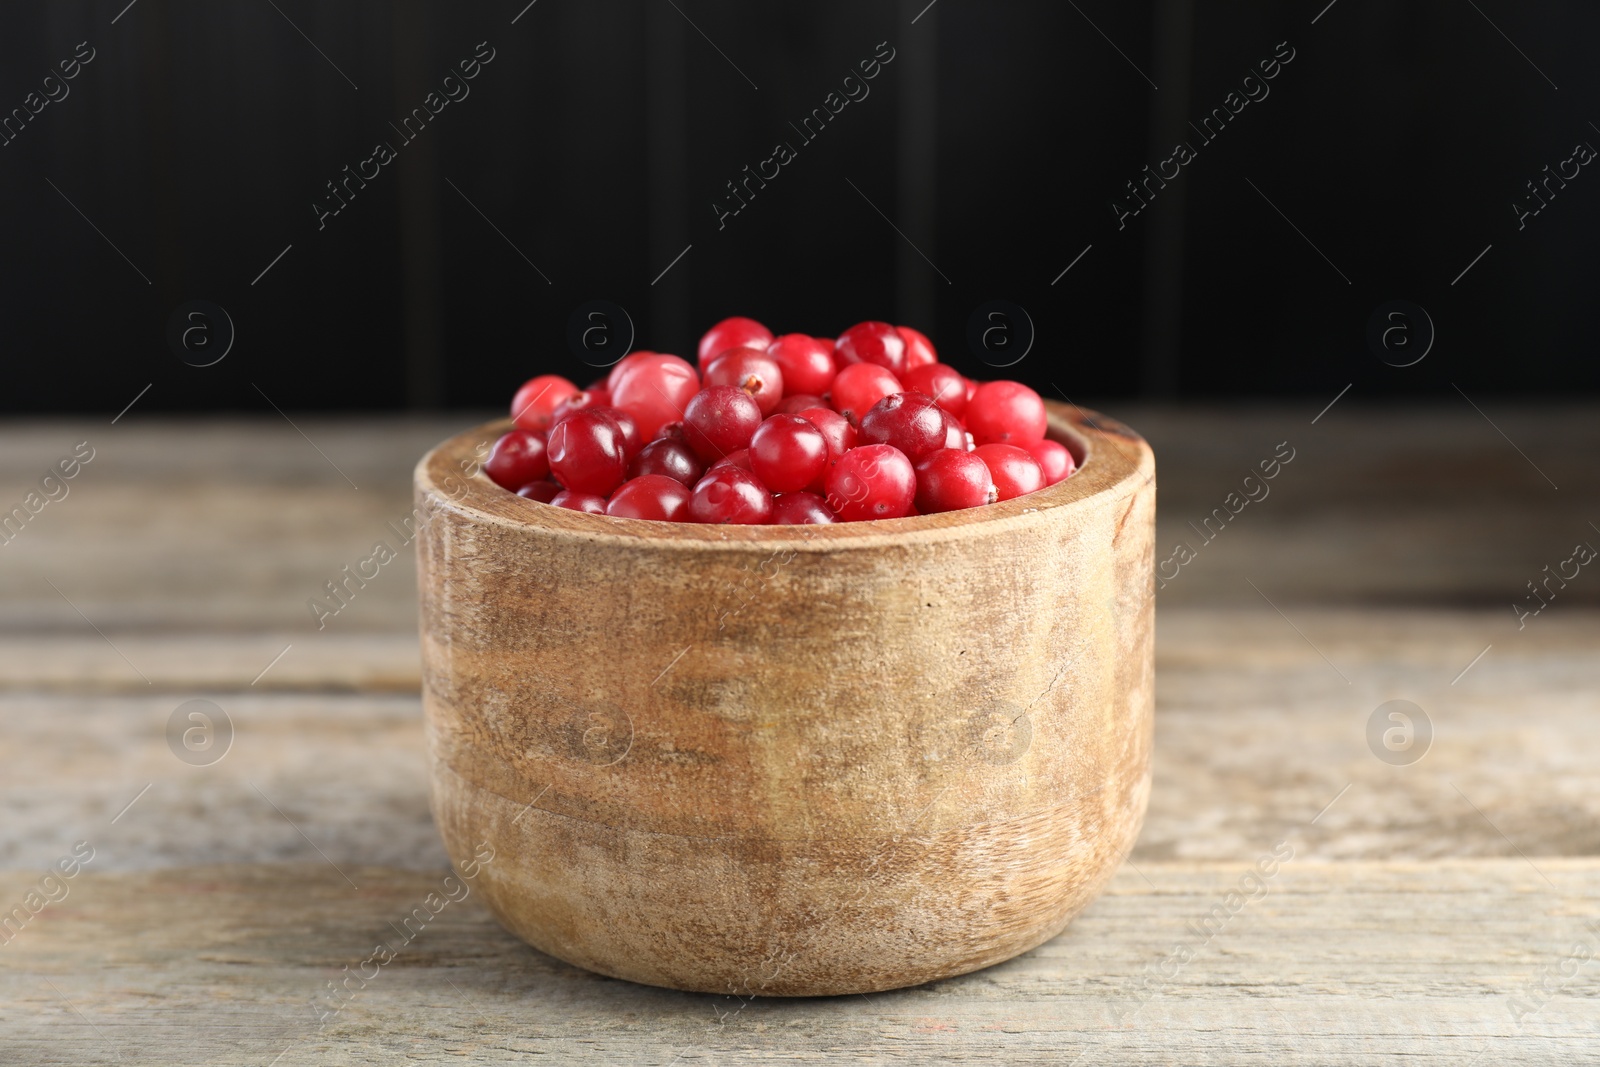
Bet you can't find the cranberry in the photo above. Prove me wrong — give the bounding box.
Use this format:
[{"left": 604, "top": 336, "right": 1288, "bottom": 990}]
[
  {"left": 628, "top": 438, "right": 705, "bottom": 486},
  {"left": 973, "top": 443, "right": 1044, "bottom": 500},
  {"left": 914, "top": 449, "right": 996, "bottom": 513},
  {"left": 966, "top": 381, "right": 1047, "bottom": 447},
  {"left": 766, "top": 334, "right": 836, "bottom": 397},
  {"left": 704, "top": 348, "right": 784, "bottom": 416},
  {"left": 897, "top": 326, "right": 938, "bottom": 370},
  {"left": 511, "top": 375, "right": 580, "bottom": 432},
  {"left": 654, "top": 420, "right": 686, "bottom": 441},
  {"left": 1026, "top": 439, "right": 1076, "bottom": 485},
  {"left": 943, "top": 419, "right": 969, "bottom": 450},
  {"left": 550, "top": 389, "right": 607, "bottom": 425},
  {"left": 830, "top": 363, "right": 903, "bottom": 425},
  {"left": 683, "top": 385, "right": 763, "bottom": 462},
  {"left": 964, "top": 378, "right": 979, "bottom": 405},
  {"left": 858, "top": 391, "right": 951, "bottom": 463},
  {"left": 590, "top": 406, "right": 643, "bottom": 459},
  {"left": 710, "top": 448, "right": 754, "bottom": 472},
  {"left": 698, "top": 317, "right": 773, "bottom": 370},
  {"left": 484, "top": 429, "right": 550, "bottom": 490},
  {"left": 901, "top": 363, "right": 968, "bottom": 418},
  {"left": 516, "top": 480, "right": 560, "bottom": 503},
  {"left": 825, "top": 444, "right": 916, "bottom": 521},
  {"left": 606, "top": 474, "right": 692, "bottom": 521},
  {"left": 795, "top": 407, "right": 858, "bottom": 463},
  {"left": 609, "top": 354, "right": 700, "bottom": 439},
  {"left": 777, "top": 393, "right": 827, "bottom": 415},
  {"left": 689, "top": 467, "right": 773, "bottom": 524},
  {"left": 550, "top": 489, "right": 607, "bottom": 513},
  {"left": 835, "top": 321, "right": 907, "bottom": 375},
  {"left": 605, "top": 350, "right": 658, "bottom": 391},
  {"left": 547, "top": 410, "right": 628, "bottom": 496},
  {"left": 749, "top": 414, "right": 829, "bottom": 493},
  {"left": 772, "top": 491, "right": 835, "bottom": 524}
]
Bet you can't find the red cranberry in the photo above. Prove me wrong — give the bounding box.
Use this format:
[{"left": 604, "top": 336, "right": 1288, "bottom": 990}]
[
  {"left": 550, "top": 489, "right": 607, "bottom": 513},
  {"left": 777, "top": 393, "right": 826, "bottom": 414},
  {"left": 772, "top": 491, "right": 836, "bottom": 524},
  {"left": 825, "top": 444, "right": 916, "bottom": 521},
  {"left": 704, "top": 348, "right": 784, "bottom": 416},
  {"left": 605, "top": 350, "right": 658, "bottom": 391},
  {"left": 606, "top": 474, "right": 692, "bottom": 521},
  {"left": 897, "top": 326, "right": 938, "bottom": 370},
  {"left": 698, "top": 317, "right": 774, "bottom": 370},
  {"left": 966, "top": 381, "right": 1047, "bottom": 447},
  {"left": 511, "top": 375, "right": 580, "bottom": 432},
  {"left": 590, "top": 406, "right": 642, "bottom": 459},
  {"left": 943, "top": 419, "right": 969, "bottom": 450},
  {"left": 749, "top": 414, "right": 829, "bottom": 493},
  {"left": 550, "top": 389, "right": 606, "bottom": 425},
  {"left": 547, "top": 410, "right": 628, "bottom": 496},
  {"left": 857, "top": 391, "right": 951, "bottom": 463},
  {"left": 683, "top": 385, "right": 763, "bottom": 462},
  {"left": 964, "top": 378, "right": 979, "bottom": 405},
  {"left": 689, "top": 467, "right": 773, "bottom": 524},
  {"left": 835, "top": 321, "right": 907, "bottom": 375},
  {"left": 484, "top": 430, "right": 550, "bottom": 490},
  {"left": 710, "top": 448, "right": 754, "bottom": 472},
  {"left": 609, "top": 354, "right": 700, "bottom": 439},
  {"left": 973, "top": 443, "right": 1045, "bottom": 500},
  {"left": 628, "top": 438, "right": 705, "bottom": 486},
  {"left": 901, "top": 363, "right": 968, "bottom": 417},
  {"left": 516, "top": 480, "right": 560, "bottom": 503},
  {"left": 766, "top": 334, "right": 837, "bottom": 396},
  {"left": 654, "top": 420, "right": 685, "bottom": 441},
  {"left": 830, "top": 363, "right": 903, "bottom": 425},
  {"left": 795, "top": 407, "right": 858, "bottom": 463},
  {"left": 1026, "top": 439, "right": 1076, "bottom": 485},
  {"left": 914, "top": 449, "right": 996, "bottom": 513}
]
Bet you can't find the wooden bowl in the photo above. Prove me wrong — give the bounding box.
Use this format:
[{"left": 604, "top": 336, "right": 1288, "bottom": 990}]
[{"left": 415, "top": 401, "right": 1155, "bottom": 996}]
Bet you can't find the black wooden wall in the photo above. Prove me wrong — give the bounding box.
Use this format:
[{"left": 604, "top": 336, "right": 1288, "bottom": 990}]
[{"left": 1, "top": 1, "right": 1595, "bottom": 412}]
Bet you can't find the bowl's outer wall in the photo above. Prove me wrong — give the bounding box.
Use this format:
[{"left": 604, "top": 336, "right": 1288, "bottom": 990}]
[{"left": 417, "top": 404, "right": 1155, "bottom": 996}]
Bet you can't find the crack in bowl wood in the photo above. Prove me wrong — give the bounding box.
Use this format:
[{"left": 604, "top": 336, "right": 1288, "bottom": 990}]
[{"left": 415, "top": 401, "right": 1155, "bottom": 996}]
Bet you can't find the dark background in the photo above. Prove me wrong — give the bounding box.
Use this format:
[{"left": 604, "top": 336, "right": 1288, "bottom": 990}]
[{"left": 1, "top": 0, "right": 1594, "bottom": 413}]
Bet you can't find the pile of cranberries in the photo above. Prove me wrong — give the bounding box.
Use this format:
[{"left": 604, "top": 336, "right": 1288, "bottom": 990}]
[{"left": 481, "top": 317, "right": 1075, "bottom": 524}]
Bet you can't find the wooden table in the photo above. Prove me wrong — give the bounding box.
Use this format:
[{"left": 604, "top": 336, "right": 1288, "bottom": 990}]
[{"left": 2, "top": 405, "right": 1596, "bottom": 1064}]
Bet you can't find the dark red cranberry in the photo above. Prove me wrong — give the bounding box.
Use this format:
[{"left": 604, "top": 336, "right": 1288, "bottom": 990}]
[
  {"left": 484, "top": 430, "right": 550, "bottom": 490},
  {"left": 777, "top": 393, "right": 827, "bottom": 415},
  {"left": 772, "top": 491, "right": 836, "bottom": 525},
  {"left": 606, "top": 474, "right": 693, "bottom": 521},
  {"left": 858, "top": 392, "right": 951, "bottom": 463},
  {"left": 689, "top": 467, "right": 774, "bottom": 524},
  {"left": 683, "top": 385, "right": 763, "bottom": 462},
  {"left": 547, "top": 410, "right": 628, "bottom": 496},
  {"left": 516, "top": 480, "right": 560, "bottom": 503},
  {"left": 825, "top": 444, "right": 916, "bottom": 521},
  {"left": 628, "top": 438, "right": 705, "bottom": 487},
  {"left": 550, "top": 489, "right": 607, "bottom": 513}
]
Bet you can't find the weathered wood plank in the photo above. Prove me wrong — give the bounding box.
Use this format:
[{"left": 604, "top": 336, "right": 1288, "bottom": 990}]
[{"left": 0, "top": 861, "right": 1594, "bottom": 1065}]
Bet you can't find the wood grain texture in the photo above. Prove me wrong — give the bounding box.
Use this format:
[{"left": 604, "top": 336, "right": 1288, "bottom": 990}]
[
  {"left": 2, "top": 861, "right": 1595, "bottom": 1066},
  {"left": 415, "top": 405, "right": 1156, "bottom": 995}
]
